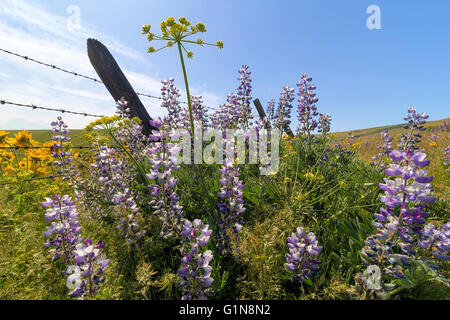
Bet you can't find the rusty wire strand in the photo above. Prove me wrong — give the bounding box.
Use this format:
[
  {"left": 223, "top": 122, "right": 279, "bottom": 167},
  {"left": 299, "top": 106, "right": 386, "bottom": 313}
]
[{"left": 0, "top": 47, "right": 219, "bottom": 111}]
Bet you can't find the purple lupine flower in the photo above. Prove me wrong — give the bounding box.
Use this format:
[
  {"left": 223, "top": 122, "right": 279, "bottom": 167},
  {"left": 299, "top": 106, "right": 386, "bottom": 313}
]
[
  {"left": 296, "top": 74, "right": 319, "bottom": 135},
  {"left": 318, "top": 113, "right": 332, "bottom": 134},
  {"left": 273, "top": 85, "right": 295, "bottom": 131},
  {"left": 211, "top": 65, "right": 253, "bottom": 130},
  {"left": 236, "top": 65, "right": 253, "bottom": 128},
  {"left": 372, "top": 130, "right": 393, "bottom": 169},
  {"left": 113, "top": 112, "right": 149, "bottom": 158},
  {"left": 116, "top": 98, "right": 131, "bottom": 119},
  {"left": 216, "top": 159, "right": 246, "bottom": 255},
  {"left": 67, "top": 239, "right": 110, "bottom": 298},
  {"left": 285, "top": 227, "right": 322, "bottom": 283},
  {"left": 398, "top": 107, "right": 429, "bottom": 151},
  {"left": 42, "top": 194, "right": 110, "bottom": 298},
  {"left": 161, "top": 78, "right": 182, "bottom": 124},
  {"left": 418, "top": 223, "right": 450, "bottom": 261},
  {"left": 147, "top": 117, "right": 184, "bottom": 239},
  {"left": 42, "top": 194, "right": 81, "bottom": 262},
  {"left": 361, "top": 108, "right": 449, "bottom": 285},
  {"left": 444, "top": 146, "right": 450, "bottom": 171},
  {"left": 210, "top": 94, "right": 241, "bottom": 130},
  {"left": 178, "top": 219, "right": 214, "bottom": 300},
  {"left": 178, "top": 95, "right": 209, "bottom": 131},
  {"left": 50, "top": 117, "right": 77, "bottom": 182},
  {"left": 266, "top": 99, "right": 276, "bottom": 125},
  {"left": 75, "top": 143, "right": 144, "bottom": 244}
]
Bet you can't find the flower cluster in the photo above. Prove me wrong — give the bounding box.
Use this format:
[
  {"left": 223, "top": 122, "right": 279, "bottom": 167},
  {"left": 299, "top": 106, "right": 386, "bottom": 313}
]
[
  {"left": 142, "top": 17, "right": 223, "bottom": 58},
  {"left": 444, "top": 146, "right": 450, "bottom": 169},
  {"left": 418, "top": 222, "right": 449, "bottom": 261},
  {"left": 372, "top": 130, "right": 393, "bottom": 169},
  {"left": 0, "top": 129, "right": 53, "bottom": 176},
  {"left": 42, "top": 194, "right": 81, "bottom": 262},
  {"left": 360, "top": 109, "right": 449, "bottom": 286},
  {"left": 161, "top": 78, "right": 182, "bottom": 124},
  {"left": 399, "top": 107, "right": 428, "bottom": 151},
  {"left": 160, "top": 79, "right": 208, "bottom": 131},
  {"left": 318, "top": 113, "right": 332, "bottom": 134},
  {"left": 273, "top": 85, "right": 295, "bottom": 131},
  {"left": 296, "top": 74, "right": 319, "bottom": 135},
  {"left": 82, "top": 146, "right": 130, "bottom": 205},
  {"left": 216, "top": 160, "right": 246, "bottom": 255},
  {"left": 146, "top": 118, "right": 184, "bottom": 239},
  {"left": 236, "top": 65, "right": 253, "bottom": 128},
  {"left": 178, "top": 219, "right": 214, "bottom": 300},
  {"left": 210, "top": 66, "right": 255, "bottom": 131},
  {"left": 285, "top": 227, "right": 322, "bottom": 283},
  {"left": 42, "top": 195, "right": 110, "bottom": 298},
  {"left": 114, "top": 117, "right": 149, "bottom": 159},
  {"left": 50, "top": 117, "right": 76, "bottom": 181},
  {"left": 211, "top": 95, "right": 240, "bottom": 130},
  {"left": 179, "top": 95, "right": 209, "bottom": 130},
  {"left": 116, "top": 98, "right": 131, "bottom": 119},
  {"left": 66, "top": 239, "right": 110, "bottom": 298},
  {"left": 265, "top": 99, "right": 276, "bottom": 125},
  {"left": 75, "top": 144, "right": 144, "bottom": 243}
]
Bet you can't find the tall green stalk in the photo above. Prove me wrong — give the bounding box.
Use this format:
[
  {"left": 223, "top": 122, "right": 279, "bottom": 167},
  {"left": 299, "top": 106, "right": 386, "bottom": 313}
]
[{"left": 176, "top": 41, "right": 195, "bottom": 141}]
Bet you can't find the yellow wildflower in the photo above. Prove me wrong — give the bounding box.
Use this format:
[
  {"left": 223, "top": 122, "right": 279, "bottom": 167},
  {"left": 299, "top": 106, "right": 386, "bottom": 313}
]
[
  {"left": 0, "top": 130, "right": 9, "bottom": 145},
  {"left": 4, "top": 165, "right": 13, "bottom": 175},
  {"left": 8, "top": 130, "right": 34, "bottom": 147},
  {"left": 26, "top": 149, "right": 49, "bottom": 162}
]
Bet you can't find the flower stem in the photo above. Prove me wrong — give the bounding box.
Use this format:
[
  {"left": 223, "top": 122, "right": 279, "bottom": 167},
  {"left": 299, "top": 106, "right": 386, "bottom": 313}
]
[{"left": 176, "top": 41, "right": 195, "bottom": 141}]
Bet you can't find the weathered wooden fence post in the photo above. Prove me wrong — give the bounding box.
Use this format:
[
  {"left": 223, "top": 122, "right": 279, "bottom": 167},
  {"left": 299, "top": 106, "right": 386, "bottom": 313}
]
[
  {"left": 87, "top": 38, "right": 156, "bottom": 135},
  {"left": 253, "top": 98, "right": 294, "bottom": 137}
]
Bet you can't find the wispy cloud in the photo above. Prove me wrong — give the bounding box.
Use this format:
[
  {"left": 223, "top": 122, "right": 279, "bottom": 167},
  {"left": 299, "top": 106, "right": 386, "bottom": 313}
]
[{"left": 0, "top": 0, "right": 221, "bottom": 130}]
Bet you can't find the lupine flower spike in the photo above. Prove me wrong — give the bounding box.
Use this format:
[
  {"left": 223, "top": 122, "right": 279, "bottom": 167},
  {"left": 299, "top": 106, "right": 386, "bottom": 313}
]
[
  {"left": 285, "top": 227, "right": 322, "bottom": 283},
  {"left": 178, "top": 219, "right": 214, "bottom": 300}
]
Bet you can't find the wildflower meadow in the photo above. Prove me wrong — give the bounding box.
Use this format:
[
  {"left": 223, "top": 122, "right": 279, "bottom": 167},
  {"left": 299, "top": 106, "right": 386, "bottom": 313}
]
[{"left": 0, "top": 14, "right": 449, "bottom": 305}]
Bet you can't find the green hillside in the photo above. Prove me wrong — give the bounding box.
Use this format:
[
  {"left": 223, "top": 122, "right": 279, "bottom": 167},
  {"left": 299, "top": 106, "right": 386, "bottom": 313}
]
[{"left": 333, "top": 117, "right": 450, "bottom": 140}]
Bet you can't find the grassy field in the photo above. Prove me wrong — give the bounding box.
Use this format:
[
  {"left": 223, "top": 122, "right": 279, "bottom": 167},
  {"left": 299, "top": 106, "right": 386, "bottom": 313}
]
[{"left": 333, "top": 118, "right": 450, "bottom": 195}]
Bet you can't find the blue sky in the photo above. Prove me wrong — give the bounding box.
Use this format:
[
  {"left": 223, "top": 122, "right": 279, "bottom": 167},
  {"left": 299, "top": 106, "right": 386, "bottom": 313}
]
[{"left": 0, "top": 0, "right": 449, "bottom": 131}]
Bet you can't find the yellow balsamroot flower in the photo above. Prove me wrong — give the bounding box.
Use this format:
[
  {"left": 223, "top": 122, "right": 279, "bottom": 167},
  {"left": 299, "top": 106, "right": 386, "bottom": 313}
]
[
  {"left": 3, "top": 165, "right": 13, "bottom": 175},
  {"left": 18, "top": 158, "right": 31, "bottom": 171},
  {"left": 14, "top": 130, "right": 33, "bottom": 145},
  {"left": 34, "top": 166, "right": 48, "bottom": 177},
  {"left": 0, "top": 150, "right": 14, "bottom": 162},
  {"left": 8, "top": 130, "right": 37, "bottom": 147},
  {"left": 285, "top": 141, "right": 293, "bottom": 151},
  {"left": 0, "top": 130, "right": 10, "bottom": 145},
  {"left": 351, "top": 141, "right": 363, "bottom": 149},
  {"left": 26, "top": 149, "right": 49, "bottom": 163}
]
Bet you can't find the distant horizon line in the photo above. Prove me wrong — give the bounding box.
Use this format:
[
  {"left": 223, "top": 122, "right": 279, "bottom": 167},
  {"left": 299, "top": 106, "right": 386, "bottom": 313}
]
[{"left": 1, "top": 116, "right": 449, "bottom": 133}]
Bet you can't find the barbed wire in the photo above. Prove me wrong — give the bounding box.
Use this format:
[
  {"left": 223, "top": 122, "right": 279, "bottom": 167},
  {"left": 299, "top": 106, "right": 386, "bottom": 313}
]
[
  {"left": 0, "top": 174, "right": 64, "bottom": 187},
  {"left": 0, "top": 99, "right": 106, "bottom": 117},
  {"left": 0, "top": 47, "right": 220, "bottom": 111}
]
